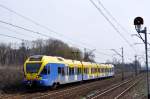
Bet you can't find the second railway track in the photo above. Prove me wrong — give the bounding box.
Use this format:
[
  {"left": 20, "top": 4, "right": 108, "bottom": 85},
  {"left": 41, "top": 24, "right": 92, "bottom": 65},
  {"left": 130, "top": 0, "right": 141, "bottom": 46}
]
[{"left": 88, "top": 74, "right": 144, "bottom": 99}]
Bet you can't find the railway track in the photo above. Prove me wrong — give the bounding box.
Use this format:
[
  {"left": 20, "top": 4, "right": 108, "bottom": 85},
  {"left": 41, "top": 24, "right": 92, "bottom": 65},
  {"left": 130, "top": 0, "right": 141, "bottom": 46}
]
[
  {"left": 12, "top": 75, "right": 121, "bottom": 99},
  {"left": 27, "top": 77, "right": 117, "bottom": 99},
  {"left": 25, "top": 73, "right": 135, "bottom": 99},
  {"left": 0, "top": 94, "right": 18, "bottom": 99},
  {"left": 88, "top": 74, "right": 143, "bottom": 99},
  {"left": 0, "top": 73, "right": 135, "bottom": 99},
  {"left": 0, "top": 79, "right": 107, "bottom": 99}
]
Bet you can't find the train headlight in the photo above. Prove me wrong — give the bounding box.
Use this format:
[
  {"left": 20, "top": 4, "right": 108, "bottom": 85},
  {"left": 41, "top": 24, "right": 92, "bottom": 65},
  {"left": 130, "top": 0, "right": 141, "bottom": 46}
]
[
  {"left": 36, "top": 75, "right": 40, "bottom": 78},
  {"left": 36, "top": 75, "right": 42, "bottom": 80}
]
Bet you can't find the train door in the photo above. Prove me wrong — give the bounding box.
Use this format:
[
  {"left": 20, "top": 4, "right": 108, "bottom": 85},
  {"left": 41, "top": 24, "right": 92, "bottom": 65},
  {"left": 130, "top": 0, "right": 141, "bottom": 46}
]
[
  {"left": 40, "top": 65, "right": 50, "bottom": 78},
  {"left": 64, "top": 66, "right": 69, "bottom": 83},
  {"left": 68, "top": 67, "right": 75, "bottom": 82},
  {"left": 74, "top": 67, "right": 77, "bottom": 81},
  {"left": 40, "top": 64, "right": 51, "bottom": 85},
  {"left": 57, "top": 64, "right": 66, "bottom": 84}
]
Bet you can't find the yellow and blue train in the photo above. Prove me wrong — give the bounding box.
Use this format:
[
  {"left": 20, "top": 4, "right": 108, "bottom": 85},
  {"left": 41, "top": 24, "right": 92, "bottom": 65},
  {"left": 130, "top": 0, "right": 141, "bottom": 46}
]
[{"left": 23, "top": 55, "right": 114, "bottom": 87}]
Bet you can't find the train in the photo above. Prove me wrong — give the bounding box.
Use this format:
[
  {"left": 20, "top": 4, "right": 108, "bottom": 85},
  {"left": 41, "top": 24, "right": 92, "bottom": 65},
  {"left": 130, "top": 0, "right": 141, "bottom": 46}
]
[{"left": 23, "top": 55, "right": 115, "bottom": 87}]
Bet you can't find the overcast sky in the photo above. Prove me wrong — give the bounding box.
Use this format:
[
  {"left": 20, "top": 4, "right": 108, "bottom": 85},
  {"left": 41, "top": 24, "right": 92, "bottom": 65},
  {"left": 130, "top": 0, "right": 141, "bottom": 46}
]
[{"left": 0, "top": 0, "right": 149, "bottom": 63}]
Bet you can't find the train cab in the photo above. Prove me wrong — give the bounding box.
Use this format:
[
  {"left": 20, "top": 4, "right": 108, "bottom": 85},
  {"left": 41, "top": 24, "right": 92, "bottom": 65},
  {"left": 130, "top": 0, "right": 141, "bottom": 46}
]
[{"left": 24, "top": 55, "right": 66, "bottom": 86}]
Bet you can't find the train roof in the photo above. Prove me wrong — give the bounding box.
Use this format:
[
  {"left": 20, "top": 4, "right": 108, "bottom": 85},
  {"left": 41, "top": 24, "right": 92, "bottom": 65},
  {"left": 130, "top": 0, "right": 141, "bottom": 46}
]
[
  {"left": 73, "top": 60, "right": 82, "bottom": 66},
  {"left": 64, "top": 59, "right": 74, "bottom": 66},
  {"left": 43, "top": 56, "right": 65, "bottom": 63},
  {"left": 27, "top": 55, "right": 114, "bottom": 68},
  {"left": 91, "top": 63, "right": 98, "bottom": 67},
  {"left": 82, "top": 62, "right": 91, "bottom": 65}
]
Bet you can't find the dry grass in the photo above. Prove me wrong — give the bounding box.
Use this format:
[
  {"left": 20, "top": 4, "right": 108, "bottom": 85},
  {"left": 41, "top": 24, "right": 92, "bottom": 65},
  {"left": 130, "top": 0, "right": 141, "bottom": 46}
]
[{"left": 0, "top": 65, "right": 24, "bottom": 94}]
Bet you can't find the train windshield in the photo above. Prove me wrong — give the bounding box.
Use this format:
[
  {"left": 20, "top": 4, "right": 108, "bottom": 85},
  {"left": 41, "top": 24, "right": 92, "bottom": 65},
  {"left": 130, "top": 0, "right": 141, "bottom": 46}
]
[{"left": 26, "top": 63, "right": 41, "bottom": 73}]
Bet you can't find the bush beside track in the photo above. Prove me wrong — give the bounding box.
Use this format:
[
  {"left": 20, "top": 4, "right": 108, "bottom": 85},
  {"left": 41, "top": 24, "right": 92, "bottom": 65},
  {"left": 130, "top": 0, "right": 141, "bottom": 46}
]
[{"left": 0, "top": 66, "right": 24, "bottom": 94}]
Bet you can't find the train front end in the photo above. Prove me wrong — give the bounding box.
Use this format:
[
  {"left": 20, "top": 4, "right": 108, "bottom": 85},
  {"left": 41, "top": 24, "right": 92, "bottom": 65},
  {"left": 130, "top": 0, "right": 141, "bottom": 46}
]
[{"left": 23, "top": 55, "right": 50, "bottom": 87}]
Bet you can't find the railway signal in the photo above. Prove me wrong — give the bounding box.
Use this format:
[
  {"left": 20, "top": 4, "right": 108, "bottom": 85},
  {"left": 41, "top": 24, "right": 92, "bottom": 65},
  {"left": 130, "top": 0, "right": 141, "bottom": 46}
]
[{"left": 133, "top": 16, "right": 150, "bottom": 99}]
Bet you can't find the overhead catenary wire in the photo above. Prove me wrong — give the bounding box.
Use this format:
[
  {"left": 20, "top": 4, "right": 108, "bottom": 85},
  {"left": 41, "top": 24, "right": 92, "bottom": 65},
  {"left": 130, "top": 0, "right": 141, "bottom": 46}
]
[
  {"left": 97, "top": 0, "right": 137, "bottom": 52},
  {"left": 0, "top": 25, "right": 36, "bottom": 39},
  {"left": 89, "top": 0, "right": 136, "bottom": 52},
  {"left": 0, "top": 3, "right": 111, "bottom": 53},
  {"left": 0, "top": 20, "right": 112, "bottom": 58},
  {"left": 97, "top": 0, "right": 131, "bottom": 35},
  {"left": 0, "top": 3, "right": 96, "bottom": 48},
  {"left": 0, "top": 3, "right": 124, "bottom": 59},
  {"left": 0, "top": 20, "right": 50, "bottom": 37},
  {"left": 0, "top": 4, "right": 61, "bottom": 36},
  {"left": 0, "top": 33, "right": 26, "bottom": 41},
  {"left": 0, "top": 20, "right": 112, "bottom": 60}
]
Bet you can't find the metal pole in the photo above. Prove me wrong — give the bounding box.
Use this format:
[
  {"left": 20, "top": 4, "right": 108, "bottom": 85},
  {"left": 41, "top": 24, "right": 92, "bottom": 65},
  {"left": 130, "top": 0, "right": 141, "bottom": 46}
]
[
  {"left": 81, "top": 60, "right": 84, "bottom": 81},
  {"left": 110, "top": 48, "right": 124, "bottom": 80},
  {"left": 144, "top": 27, "right": 150, "bottom": 98},
  {"left": 121, "top": 47, "right": 124, "bottom": 80},
  {"left": 81, "top": 48, "right": 86, "bottom": 81},
  {"left": 135, "top": 55, "right": 137, "bottom": 76}
]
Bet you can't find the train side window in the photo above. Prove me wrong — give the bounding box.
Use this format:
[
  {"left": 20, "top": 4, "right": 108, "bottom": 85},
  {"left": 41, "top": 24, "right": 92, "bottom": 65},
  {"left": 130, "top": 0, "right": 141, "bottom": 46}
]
[
  {"left": 58, "top": 67, "right": 65, "bottom": 76},
  {"left": 69, "top": 67, "right": 71, "bottom": 75},
  {"left": 91, "top": 68, "right": 95, "bottom": 74},
  {"left": 80, "top": 68, "right": 82, "bottom": 74},
  {"left": 95, "top": 68, "right": 97, "bottom": 73},
  {"left": 77, "top": 68, "right": 79, "bottom": 75},
  {"left": 77, "top": 68, "right": 81, "bottom": 75},
  {"left": 58, "top": 67, "right": 61, "bottom": 74},
  {"left": 84, "top": 68, "right": 88, "bottom": 74},
  {"left": 69, "top": 67, "right": 74, "bottom": 75},
  {"left": 86, "top": 68, "right": 87, "bottom": 74},
  {"left": 98, "top": 68, "right": 100, "bottom": 73},
  {"left": 74, "top": 67, "right": 77, "bottom": 75},
  {"left": 72, "top": 68, "right": 74, "bottom": 75},
  {"left": 61, "top": 67, "right": 65, "bottom": 76},
  {"left": 103, "top": 68, "right": 104, "bottom": 73}
]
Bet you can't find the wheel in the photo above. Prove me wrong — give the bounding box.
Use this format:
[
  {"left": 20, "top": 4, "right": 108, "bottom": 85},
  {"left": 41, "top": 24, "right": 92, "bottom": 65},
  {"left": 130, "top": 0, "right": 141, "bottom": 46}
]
[{"left": 52, "top": 83, "right": 58, "bottom": 89}]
